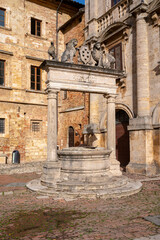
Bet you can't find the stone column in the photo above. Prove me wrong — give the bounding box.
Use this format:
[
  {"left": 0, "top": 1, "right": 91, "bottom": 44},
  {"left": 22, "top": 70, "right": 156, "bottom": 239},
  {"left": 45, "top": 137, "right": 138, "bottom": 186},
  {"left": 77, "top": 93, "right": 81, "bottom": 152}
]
[
  {"left": 47, "top": 89, "right": 58, "bottom": 162},
  {"left": 105, "top": 94, "right": 122, "bottom": 176},
  {"left": 41, "top": 88, "right": 61, "bottom": 187}
]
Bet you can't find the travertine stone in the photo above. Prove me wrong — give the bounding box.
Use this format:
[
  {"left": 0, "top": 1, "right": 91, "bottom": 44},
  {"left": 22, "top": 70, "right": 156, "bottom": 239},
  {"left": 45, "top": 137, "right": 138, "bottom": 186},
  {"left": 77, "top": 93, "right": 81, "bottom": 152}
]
[
  {"left": 47, "top": 89, "right": 59, "bottom": 162},
  {"left": 136, "top": 12, "right": 150, "bottom": 117},
  {"left": 105, "top": 94, "right": 122, "bottom": 176}
]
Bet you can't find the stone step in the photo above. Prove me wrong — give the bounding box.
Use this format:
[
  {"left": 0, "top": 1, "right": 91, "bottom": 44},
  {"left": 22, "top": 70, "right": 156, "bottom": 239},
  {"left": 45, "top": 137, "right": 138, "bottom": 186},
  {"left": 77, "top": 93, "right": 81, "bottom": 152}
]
[{"left": 56, "top": 176, "right": 128, "bottom": 192}]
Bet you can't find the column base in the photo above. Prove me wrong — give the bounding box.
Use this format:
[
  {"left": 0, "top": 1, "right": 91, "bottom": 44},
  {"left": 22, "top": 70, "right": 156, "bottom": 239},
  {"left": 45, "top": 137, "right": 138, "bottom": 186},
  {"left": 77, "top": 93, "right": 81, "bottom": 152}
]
[
  {"left": 128, "top": 117, "right": 158, "bottom": 176},
  {"left": 110, "top": 157, "right": 122, "bottom": 176},
  {"left": 41, "top": 161, "right": 61, "bottom": 188}
]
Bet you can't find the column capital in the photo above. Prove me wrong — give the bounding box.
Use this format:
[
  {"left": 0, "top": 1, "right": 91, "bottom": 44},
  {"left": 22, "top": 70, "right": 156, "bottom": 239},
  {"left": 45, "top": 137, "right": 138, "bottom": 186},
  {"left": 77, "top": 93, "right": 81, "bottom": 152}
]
[
  {"left": 46, "top": 88, "right": 59, "bottom": 100},
  {"left": 104, "top": 94, "right": 117, "bottom": 102},
  {"left": 136, "top": 11, "right": 148, "bottom": 21}
]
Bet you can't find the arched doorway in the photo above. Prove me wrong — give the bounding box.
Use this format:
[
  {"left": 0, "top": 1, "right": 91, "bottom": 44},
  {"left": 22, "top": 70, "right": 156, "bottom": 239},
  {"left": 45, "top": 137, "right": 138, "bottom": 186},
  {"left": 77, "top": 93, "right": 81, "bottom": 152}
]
[
  {"left": 116, "top": 109, "right": 130, "bottom": 171},
  {"left": 69, "top": 126, "right": 74, "bottom": 147}
]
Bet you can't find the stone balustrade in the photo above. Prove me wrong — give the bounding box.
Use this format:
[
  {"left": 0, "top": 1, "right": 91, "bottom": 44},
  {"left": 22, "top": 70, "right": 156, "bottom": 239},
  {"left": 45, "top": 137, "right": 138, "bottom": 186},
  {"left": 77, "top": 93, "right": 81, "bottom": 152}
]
[{"left": 97, "top": 0, "right": 129, "bottom": 34}]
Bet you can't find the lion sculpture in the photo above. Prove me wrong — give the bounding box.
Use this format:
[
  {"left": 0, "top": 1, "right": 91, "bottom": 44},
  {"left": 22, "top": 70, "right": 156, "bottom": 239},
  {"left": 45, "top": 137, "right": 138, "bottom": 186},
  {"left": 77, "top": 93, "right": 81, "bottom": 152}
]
[
  {"left": 91, "top": 42, "right": 115, "bottom": 69},
  {"left": 61, "top": 39, "right": 78, "bottom": 63}
]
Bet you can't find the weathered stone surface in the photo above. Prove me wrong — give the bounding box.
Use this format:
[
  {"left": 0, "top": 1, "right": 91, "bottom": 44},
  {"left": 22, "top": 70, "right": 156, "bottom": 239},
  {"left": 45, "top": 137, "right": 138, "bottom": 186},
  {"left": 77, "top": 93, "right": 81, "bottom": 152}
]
[
  {"left": 144, "top": 215, "right": 160, "bottom": 226},
  {"left": 85, "top": 0, "right": 160, "bottom": 176}
]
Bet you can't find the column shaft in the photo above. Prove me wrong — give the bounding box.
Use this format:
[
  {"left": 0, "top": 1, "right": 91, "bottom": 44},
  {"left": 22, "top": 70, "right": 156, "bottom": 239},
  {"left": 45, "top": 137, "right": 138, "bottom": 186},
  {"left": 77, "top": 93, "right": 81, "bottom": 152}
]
[
  {"left": 106, "top": 94, "right": 121, "bottom": 176},
  {"left": 47, "top": 89, "right": 58, "bottom": 162}
]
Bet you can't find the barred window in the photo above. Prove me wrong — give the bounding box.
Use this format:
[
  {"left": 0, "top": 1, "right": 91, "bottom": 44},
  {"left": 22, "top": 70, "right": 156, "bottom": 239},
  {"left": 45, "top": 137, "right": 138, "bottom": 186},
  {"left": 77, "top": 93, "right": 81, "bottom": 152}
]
[
  {"left": 0, "top": 60, "right": 5, "bottom": 86},
  {"left": 31, "top": 121, "right": 40, "bottom": 132},
  {"left": 0, "top": 9, "right": 5, "bottom": 27},
  {"left": 0, "top": 118, "right": 5, "bottom": 133}
]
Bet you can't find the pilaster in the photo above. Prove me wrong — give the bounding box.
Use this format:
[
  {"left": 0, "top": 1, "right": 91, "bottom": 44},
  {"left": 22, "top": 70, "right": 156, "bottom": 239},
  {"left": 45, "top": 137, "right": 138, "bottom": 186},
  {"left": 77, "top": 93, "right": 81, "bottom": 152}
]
[{"left": 136, "top": 10, "right": 150, "bottom": 117}]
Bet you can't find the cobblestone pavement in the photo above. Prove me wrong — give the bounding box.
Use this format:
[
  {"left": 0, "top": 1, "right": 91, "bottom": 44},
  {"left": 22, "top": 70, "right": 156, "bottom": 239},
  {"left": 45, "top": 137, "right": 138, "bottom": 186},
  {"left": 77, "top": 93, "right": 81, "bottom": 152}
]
[{"left": 0, "top": 173, "right": 160, "bottom": 240}]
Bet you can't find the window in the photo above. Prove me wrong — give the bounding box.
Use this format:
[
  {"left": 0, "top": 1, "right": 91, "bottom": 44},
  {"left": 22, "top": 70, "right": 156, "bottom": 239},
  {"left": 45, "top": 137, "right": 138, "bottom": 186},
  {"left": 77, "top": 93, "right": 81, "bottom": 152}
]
[
  {"left": 31, "top": 121, "right": 40, "bottom": 132},
  {"left": 31, "top": 66, "right": 41, "bottom": 91},
  {"left": 0, "top": 60, "right": 4, "bottom": 86},
  {"left": 0, "top": 118, "right": 5, "bottom": 133},
  {"left": 109, "top": 43, "right": 122, "bottom": 70},
  {"left": 0, "top": 9, "right": 5, "bottom": 27},
  {"left": 31, "top": 18, "right": 41, "bottom": 36},
  {"left": 63, "top": 90, "right": 67, "bottom": 100},
  {"left": 111, "top": 0, "right": 121, "bottom": 7}
]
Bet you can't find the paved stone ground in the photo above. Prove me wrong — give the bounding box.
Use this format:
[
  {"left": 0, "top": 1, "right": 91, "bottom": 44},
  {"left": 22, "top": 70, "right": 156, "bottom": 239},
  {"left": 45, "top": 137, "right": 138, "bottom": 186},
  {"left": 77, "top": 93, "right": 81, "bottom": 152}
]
[{"left": 0, "top": 172, "right": 160, "bottom": 240}]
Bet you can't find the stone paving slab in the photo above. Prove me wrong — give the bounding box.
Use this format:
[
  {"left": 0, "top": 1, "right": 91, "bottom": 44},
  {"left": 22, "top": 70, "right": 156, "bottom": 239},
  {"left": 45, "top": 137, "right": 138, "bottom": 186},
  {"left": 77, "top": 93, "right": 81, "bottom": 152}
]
[
  {"left": 144, "top": 215, "right": 160, "bottom": 226},
  {"left": 134, "top": 234, "right": 160, "bottom": 240}
]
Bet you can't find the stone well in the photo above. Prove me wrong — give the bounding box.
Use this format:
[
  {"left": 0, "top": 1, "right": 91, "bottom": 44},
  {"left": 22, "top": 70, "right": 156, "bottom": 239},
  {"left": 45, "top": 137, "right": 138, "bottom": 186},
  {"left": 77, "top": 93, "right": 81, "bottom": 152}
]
[
  {"left": 26, "top": 61, "right": 142, "bottom": 199},
  {"left": 27, "top": 147, "right": 142, "bottom": 199}
]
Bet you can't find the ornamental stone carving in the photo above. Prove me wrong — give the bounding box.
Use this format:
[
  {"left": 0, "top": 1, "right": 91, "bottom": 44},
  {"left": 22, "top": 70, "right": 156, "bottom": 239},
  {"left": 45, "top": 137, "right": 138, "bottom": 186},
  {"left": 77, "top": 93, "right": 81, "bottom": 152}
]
[
  {"left": 48, "top": 42, "right": 56, "bottom": 60},
  {"left": 78, "top": 45, "right": 91, "bottom": 65},
  {"left": 61, "top": 39, "right": 78, "bottom": 63},
  {"left": 91, "top": 42, "right": 116, "bottom": 69}
]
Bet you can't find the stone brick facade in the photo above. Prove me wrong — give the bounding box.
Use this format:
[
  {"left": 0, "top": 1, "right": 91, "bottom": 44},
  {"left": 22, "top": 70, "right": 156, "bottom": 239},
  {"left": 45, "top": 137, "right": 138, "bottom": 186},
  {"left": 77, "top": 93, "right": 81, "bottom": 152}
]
[
  {"left": 0, "top": 0, "right": 85, "bottom": 165},
  {"left": 85, "top": 0, "right": 160, "bottom": 175}
]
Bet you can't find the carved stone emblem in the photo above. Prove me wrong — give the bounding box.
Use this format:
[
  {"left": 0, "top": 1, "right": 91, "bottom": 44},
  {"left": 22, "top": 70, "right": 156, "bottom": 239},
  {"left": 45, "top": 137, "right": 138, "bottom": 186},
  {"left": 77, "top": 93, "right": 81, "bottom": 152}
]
[{"left": 79, "top": 45, "right": 91, "bottom": 65}]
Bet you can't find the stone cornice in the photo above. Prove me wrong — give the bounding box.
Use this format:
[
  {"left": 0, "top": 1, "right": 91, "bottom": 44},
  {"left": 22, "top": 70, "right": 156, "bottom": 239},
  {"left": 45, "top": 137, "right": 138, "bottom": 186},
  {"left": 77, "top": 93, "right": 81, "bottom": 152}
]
[
  {"left": 40, "top": 60, "right": 124, "bottom": 77},
  {"left": 129, "top": 2, "right": 148, "bottom": 16},
  {"left": 26, "top": 55, "right": 45, "bottom": 62},
  {"left": 0, "top": 50, "right": 13, "bottom": 56}
]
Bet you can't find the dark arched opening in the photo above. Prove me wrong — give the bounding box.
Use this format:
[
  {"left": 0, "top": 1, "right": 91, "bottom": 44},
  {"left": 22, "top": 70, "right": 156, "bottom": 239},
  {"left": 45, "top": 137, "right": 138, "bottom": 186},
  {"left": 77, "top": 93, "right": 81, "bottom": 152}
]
[
  {"left": 69, "top": 126, "right": 74, "bottom": 147},
  {"left": 116, "top": 109, "right": 130, "bottom": 171}
]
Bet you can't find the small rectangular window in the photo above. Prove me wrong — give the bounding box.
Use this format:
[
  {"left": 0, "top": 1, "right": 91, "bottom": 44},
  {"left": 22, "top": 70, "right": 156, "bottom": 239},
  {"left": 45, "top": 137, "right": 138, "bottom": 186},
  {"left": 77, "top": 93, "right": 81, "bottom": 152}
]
[
  {"left": 0, "top": 60, "right": 5, "bottom": 86},
  {"left": 31, "top": 121, "right": 40, "bottom": 132},
  {"left": 31, "top": 18, "right": 41, "bottom": 36},
  {"left": 0, "top": 9, "right": 5, "bottom": 27},
  {"left": 109, "top": 43, "right": 122, "bottom": 70},
  {"left": 111, "top": 0, "right": 121, "bottom": 7},
  {"left": 63, "top": 90, "right": 67, "bottom": 100},
  {"left": 31, "top": 66, "right": 41, "bottom": 91},
  {"left": 0, "top": 118, "right": 5, "bottom": 133}
]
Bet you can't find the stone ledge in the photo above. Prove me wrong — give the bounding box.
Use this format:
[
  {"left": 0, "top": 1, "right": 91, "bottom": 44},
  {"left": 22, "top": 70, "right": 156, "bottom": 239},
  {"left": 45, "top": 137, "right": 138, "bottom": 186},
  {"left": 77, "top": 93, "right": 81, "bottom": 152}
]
[
  {"left": 0, "top": 161, "right": 44, "bottom": 174},
  {"left": 0, "top": 50, "right": 13, "bottom": 56},
  {"left": 128, "top": 116, "right": 153, "bottom": 131}
]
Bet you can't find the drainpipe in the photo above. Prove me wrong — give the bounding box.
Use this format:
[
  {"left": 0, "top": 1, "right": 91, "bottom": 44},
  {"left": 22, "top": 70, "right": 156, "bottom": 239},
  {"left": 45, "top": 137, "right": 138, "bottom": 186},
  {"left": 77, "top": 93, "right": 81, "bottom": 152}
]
[{"left": 56, "top": 0, "right": 64, "bottom": 60}]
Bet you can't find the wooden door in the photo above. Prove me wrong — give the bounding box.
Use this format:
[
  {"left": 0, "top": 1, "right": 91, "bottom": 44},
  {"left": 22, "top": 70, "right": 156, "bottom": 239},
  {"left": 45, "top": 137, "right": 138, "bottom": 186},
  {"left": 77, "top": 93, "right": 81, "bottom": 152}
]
[{"left": 116, "top": 110, "right": 130, "bottom": 170}]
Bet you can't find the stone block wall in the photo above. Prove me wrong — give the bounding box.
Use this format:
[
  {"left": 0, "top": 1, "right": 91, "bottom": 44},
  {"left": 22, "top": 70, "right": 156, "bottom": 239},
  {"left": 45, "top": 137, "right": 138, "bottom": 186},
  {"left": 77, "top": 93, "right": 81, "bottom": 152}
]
[{"left": 0, "top": 0, "right": 85, "bottom": 165}]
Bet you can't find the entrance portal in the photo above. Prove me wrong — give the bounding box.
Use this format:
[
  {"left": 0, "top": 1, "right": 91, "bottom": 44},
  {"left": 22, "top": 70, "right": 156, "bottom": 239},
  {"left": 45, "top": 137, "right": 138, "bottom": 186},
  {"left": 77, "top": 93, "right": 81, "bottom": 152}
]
[
  {"left": 69, "top": 126, "right": 74, "bottom": 147},
  {"left": 116, "top": 110, "right": 130, "bottom": 171}
]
